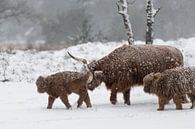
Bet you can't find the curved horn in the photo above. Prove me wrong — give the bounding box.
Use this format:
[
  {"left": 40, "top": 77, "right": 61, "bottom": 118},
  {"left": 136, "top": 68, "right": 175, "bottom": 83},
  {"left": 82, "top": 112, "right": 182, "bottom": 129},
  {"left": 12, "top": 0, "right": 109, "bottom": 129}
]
[
  {"left": 67, "top": 51, "right": 94, "bottom": 81},
  {"left": 67, "top": 51, "right": 87, "bottom": 64},
  {"left": 87, "top": 72, "right": 93, "bottom": 84}
]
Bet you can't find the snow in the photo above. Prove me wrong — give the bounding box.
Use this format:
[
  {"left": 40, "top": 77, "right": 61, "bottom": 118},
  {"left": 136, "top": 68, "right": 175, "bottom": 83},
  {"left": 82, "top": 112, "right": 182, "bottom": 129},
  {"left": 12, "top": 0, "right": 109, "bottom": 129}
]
[{"left": 1, "top": 38, "right": 195, "bottom": 129}]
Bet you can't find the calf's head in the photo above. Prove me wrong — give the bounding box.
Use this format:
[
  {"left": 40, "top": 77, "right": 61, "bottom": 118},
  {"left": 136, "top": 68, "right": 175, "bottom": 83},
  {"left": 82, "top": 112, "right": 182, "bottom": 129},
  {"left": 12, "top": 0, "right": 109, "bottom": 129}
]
[
  {"left": 87, "top": 71, "right": 104, "bottom": 91},
  {"left": 36, "top": 76, "right": 49, "bottom": 93},
  {"left": 143, "top": 72, "right": 162, "bottom": 94}
]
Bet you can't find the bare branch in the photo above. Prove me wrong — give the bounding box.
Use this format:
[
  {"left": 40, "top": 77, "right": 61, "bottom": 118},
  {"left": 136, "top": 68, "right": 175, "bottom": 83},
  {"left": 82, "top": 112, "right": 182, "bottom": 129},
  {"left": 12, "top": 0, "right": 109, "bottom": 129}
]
[
  {"left": 153, "top": 7, "right": 160, "bottom": 17},
  {"left": 118, "top": 11, "right": 125, "bottom": 15},
  {"left": 116, "top": 2, "right": 121, "bottom": 14}
]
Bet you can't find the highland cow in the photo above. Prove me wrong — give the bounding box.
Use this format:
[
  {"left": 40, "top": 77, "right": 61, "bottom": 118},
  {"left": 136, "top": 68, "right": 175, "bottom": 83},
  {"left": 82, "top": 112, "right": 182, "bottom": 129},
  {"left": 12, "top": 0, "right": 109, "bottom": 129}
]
[
  {"left": 143, "top": 67, "right": 195, "bottom": 111},
  {"left": 36, "top": 71, "right": 93, "bottom": 109},
  {"left": 68, "top": 44, "right": 184, "bottom": 105}
]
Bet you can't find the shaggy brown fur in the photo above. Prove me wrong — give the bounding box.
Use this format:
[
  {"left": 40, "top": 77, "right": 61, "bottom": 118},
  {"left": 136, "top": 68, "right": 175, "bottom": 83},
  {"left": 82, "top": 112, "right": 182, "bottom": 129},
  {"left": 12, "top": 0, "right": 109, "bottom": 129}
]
[
  {"left": 87, "top": 44, "right": 184, "bottom": 105},
  {"left": 36, "top": 71, "right": 92, "bottom": 109},
  {"left": 143, "top": 67, "right": 195, "bottom": 111}
]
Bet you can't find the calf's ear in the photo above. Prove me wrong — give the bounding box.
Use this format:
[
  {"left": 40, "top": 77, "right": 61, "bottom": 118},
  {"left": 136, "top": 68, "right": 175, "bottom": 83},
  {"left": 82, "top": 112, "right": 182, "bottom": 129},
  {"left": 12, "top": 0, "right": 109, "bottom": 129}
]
[
  {"left": 36, "top": 76, "right": 44, "bottom": 83},
  {"left": 153, "top": 72, "right": 161, "bottom": 83}
]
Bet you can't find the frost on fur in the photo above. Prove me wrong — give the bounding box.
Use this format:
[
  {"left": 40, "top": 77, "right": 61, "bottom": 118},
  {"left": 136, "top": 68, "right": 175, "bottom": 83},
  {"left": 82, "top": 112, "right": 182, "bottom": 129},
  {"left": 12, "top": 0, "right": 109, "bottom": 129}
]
[
  {"left": 86, "top": 44, "right": 183, "bottom": 105},
  {"left": 143, "top": 67, "right": 195, "bottom": 110},
  {"left": 36, "top": 71, "right": 92, "bottom": 109}
]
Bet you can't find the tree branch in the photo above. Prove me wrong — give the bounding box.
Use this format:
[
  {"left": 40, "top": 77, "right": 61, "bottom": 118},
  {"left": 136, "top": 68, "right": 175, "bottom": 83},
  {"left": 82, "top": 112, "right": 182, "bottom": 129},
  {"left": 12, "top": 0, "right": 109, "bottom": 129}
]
[{"left": 153, "top": 7, "right": 160, "bottom": 17}]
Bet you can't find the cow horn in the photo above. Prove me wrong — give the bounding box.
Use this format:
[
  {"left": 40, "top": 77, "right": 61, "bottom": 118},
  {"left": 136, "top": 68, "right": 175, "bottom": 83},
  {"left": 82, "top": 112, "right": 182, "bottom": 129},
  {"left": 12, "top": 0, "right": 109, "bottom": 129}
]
[
  {"left": 67, "top": 51, "right": 94, "bottom": 83},
  {"left": 87, "top": 72, "right": 93, "bottom": 84},
  {"left": 67, "top": 51, "right": 87, "bottom": 64}
]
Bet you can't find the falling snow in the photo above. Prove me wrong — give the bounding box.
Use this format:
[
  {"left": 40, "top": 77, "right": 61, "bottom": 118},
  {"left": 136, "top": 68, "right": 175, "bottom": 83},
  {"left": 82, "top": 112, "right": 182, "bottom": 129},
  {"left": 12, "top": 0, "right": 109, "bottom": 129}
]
[{"left": 1, "top": 38, "right": 195, "bottom": 129}]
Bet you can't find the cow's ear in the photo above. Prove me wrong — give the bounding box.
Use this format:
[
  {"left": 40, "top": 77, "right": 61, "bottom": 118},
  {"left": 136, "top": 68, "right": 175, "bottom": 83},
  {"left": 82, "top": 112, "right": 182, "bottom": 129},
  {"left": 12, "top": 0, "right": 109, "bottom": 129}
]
[
  {"left": 153, "top": 72, "right": 161, "bottom": 83},
  {"left": 94, "top": 71, "right": 105, "bottom": 81},
  {"left": 94, "top": 71, "right": 103, "bottom": 77},
  {"left": 94, "top": 71, "right": 103, "bottom": 74}
]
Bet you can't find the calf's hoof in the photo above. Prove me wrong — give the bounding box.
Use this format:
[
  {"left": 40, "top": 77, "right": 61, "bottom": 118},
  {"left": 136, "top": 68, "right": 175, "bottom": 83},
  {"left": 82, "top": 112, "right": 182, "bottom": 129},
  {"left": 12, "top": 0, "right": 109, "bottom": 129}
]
[
  {"left": 87, "top": 104, "right": 92, "bottom": 108},
  {"left": 66, "top": 105, "right": 72, "bottom": 109},
  {"left": 77, "top": 102, "right": 83, "bottom": 108},
  {"left": 157, "top": 108, "right": 164, "bottom": 111},
  {"left": 47, "top": 106, "right": 52, "bottom": 109},
  {"left": 176, "top": 107, "right": 182, "bottom": 110}
]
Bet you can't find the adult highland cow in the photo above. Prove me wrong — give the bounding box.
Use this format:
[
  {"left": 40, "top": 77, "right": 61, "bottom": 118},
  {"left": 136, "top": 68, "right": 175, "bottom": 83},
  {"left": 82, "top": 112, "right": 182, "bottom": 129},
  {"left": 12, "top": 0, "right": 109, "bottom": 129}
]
[
  {"left": 68, "top": 44, "right": 184, "bottom": 105},
  {"left": 143, "top": 67, "right": 195, "bottom": 111}
]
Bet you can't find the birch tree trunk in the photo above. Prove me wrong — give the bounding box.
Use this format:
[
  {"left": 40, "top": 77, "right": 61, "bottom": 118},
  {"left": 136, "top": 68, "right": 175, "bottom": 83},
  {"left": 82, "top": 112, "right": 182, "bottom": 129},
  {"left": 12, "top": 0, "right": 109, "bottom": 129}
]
[
  {"left": 146, "top": 0, "right": 160, "bottom": 44},
  {"left": 117, "top": 0, "right": 134, "bottom": 45}
]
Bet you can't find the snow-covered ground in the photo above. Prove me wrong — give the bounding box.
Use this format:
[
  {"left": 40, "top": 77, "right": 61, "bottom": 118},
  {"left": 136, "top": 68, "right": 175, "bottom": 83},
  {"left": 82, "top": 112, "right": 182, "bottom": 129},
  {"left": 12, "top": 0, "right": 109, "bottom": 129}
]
[{"left": 1, "top": 38, "right": 195, "bottom": 129}]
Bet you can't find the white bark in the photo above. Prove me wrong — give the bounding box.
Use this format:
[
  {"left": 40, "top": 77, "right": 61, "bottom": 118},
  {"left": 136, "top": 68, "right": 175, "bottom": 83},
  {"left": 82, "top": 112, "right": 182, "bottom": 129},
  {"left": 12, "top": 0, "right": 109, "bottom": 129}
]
[
  {"left": 146, "top": 0, "right": 160, "bottom": 44},
  {"left": 117, "top": 0, "right": 134, "bottom": 45}
]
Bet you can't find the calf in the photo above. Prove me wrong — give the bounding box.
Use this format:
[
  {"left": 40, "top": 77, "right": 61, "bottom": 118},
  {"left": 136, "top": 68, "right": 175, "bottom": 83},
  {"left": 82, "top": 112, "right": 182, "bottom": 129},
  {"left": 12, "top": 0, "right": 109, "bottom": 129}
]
[
  {"left": 36, "top": 71, "right": 93, "bottom": 109},
  {"left": 143, "top": 67, "right": 195, "bottom": 111}
]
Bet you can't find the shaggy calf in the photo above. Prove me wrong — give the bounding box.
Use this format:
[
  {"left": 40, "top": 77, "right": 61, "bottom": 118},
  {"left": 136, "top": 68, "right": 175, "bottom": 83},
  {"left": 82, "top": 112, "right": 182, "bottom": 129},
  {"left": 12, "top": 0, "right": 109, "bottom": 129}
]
[
  {"left": 36, "top": 71, "right": 92, "bottom": 109},
  {"left": 143, "top": 67, "right": 195, "bottom": 111}
]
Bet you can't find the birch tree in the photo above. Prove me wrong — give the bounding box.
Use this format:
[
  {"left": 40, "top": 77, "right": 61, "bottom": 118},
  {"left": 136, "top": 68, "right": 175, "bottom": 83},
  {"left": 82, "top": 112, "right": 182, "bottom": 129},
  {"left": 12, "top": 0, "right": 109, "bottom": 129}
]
[
  {"left": 117, "top": 0, "right": 134, "bottom": 45},
  {"left": 146, "top": 0, "right": 160, "bottom": 44}
]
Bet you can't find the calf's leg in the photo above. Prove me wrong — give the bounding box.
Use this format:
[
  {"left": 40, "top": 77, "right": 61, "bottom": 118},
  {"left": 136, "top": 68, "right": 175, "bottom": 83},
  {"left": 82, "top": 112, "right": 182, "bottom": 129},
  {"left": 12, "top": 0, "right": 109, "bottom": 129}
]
[
  {"left": 187, "top": 94, "right": 195, "bottom": 109},
  {"left": 173, "top": 95, "right": 183, "bottom": 110},
  {"left": 60, "top": 95, "right": 71, "bottom": 109},
  {"left": 77, "top": 88, "right": 90, "bottom": 108},
  {"left": 181, "top": 95, "right": 189, "bottom": 103},
  {"left": 84, "top": 92, "right": 92, "bottom": 108},
  {"left": 47, "top": 96, "right": 56, "bottom": 109},
  {"left": 158, "top": 97, "right": 169, "bottom": 111}
]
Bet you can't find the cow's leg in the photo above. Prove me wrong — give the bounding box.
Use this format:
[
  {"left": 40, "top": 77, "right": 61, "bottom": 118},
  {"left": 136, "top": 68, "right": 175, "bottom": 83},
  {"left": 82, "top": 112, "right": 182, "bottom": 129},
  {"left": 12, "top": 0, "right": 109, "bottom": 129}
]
[
  {"left": 110, "top": 88, "right": 118, "bottom": 105},
  {"left": 123, "top": 89, "right": 131, "bottom": 105}
]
